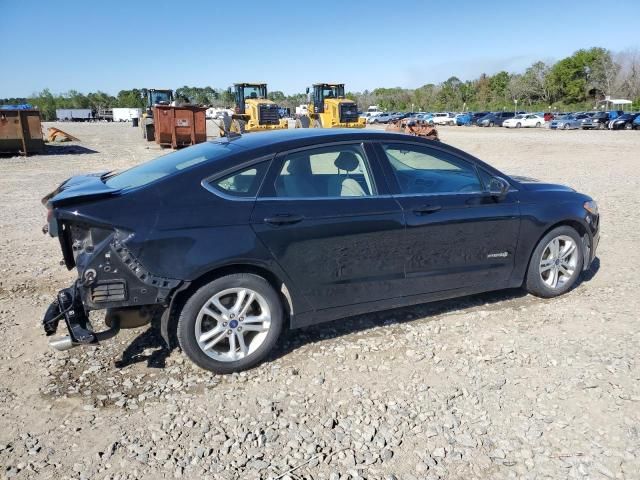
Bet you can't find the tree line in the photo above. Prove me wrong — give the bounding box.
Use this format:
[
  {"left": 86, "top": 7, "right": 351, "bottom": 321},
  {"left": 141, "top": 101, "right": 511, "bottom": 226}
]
[{"left": 2, "top": 47, "right": 639, "bottom": 120}]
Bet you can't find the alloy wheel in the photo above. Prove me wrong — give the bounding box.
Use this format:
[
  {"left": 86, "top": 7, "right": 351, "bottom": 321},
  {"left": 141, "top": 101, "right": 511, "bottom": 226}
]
[
  {"left": 539, "top": 235, "right": 579, "bottom": 289},
  {"left": 195, "top": 288, "right": 271, "bottom": 362}
]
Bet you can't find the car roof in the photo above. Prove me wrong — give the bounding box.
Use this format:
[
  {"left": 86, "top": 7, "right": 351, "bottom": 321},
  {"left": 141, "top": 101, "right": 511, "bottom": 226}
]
[{"left": 211, "top": 128, "right": 421, "bottom": 151}]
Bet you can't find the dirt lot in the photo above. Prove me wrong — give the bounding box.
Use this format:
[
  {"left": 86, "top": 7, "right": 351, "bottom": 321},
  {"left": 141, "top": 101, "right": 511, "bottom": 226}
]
[{"left": 1, "top": 122, "right": 639, "bottom": 480}]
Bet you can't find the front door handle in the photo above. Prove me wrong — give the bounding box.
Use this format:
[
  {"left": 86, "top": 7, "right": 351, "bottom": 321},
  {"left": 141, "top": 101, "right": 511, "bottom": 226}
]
[
  {"left": 412, "top": 205, "right": 442, "bottom": 215},
  {"left": 264, "top": 214, "right": 304, "bottom": 225}
]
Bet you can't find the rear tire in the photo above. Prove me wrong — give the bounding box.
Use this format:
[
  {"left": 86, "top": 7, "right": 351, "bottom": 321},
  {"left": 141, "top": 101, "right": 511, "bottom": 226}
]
[
  {"left": 296, "top": 116, "right": 310, "bottom": 128},
  {"left": 563, "top": 123, "right": 570, "bottom": 130},
  {"left": 516, "top": 122, "right": 521, "bottom": 128},
  {"left": 489, "top": 121, "right": 495, "bottom": 127},
  {"left": 177, "top": 273, "right": 283, "bottom": 374},
  {"left": 624, "top": 122, "right": 632, "bottom": 130},
  {"left": 525, "top": 226, "right": 584, "bottom": 298},
  {"left": 535, "top": 122, "right": 541, "bottom": 128}
]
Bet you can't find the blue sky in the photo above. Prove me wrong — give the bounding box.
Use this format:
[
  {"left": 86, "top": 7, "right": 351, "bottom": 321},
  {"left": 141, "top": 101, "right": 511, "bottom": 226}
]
[{"left": 1, "top": 0, "right": 638, "bottom": 96}]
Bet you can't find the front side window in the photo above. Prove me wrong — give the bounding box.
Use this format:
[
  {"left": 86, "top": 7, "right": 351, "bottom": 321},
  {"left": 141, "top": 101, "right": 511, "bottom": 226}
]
[
  {"left": 208, "top": 161, "right": 269, "bottom": 198},
  {"left": 274, "top": 145, "right": 374, "bottom": 198},
  {"left": 382, "top": 143, "right": 482, "bottom": 195}
]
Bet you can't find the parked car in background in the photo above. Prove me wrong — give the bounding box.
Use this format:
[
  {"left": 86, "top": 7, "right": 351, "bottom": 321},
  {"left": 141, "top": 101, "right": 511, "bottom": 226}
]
[
  {"left": 471, "top": 112, "right": 490, "bottom": 124},
  {"left": 455, "top": 113, "right": 473, "bottom": 126},
  {"left": 477, "top": 112, "right": 516, "bottom": 127},
  {"left": 503, "top": 114, "right": 545, "bottom": 128},
  {"left": 41, "top": 128, "right": 600, "bottom": 373},
  {"left": 368, "top": 112, "right": 394, "bottom": 124},
  {"left": 633, "top": 114, "right": 640, "bottom": 130},
  {"left": 431, "top": 112, "right": 456, "bottom": 125},
  {"left": 549, "top": 114, "right": 589, "bottom": 130},
  {"left": 581, "top": 112, "right": 610, "bottom": 129},
  {"left": 608, "top": 113, "right": 640, "bottom": 130},
  {"left": 543, "top": 113, "right": 555, "bottom": 122}
]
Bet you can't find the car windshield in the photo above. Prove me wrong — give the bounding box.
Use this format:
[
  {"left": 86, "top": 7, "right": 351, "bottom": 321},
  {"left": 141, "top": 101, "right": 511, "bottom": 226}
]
[
  {"left": 559, "top": 115, "right": 574, "bottom": 120},
  {"left": 105, "top": 141, "right": 238, "bottom": 190},
  {"left": 513, "top": 115, "right": 525, "bottom": 119},
  {"left": 618, "top": 114, "right": 632, "bottom": 120}
]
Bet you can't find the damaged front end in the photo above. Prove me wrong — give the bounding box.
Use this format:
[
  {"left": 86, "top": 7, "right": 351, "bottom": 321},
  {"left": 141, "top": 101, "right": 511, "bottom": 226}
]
[{"left": 42, "top": 178, "right": 182, "bottom": 351}]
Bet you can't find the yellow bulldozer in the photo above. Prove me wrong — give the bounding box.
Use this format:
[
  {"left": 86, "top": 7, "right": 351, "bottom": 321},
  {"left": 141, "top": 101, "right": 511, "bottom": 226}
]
[
  {"left": 221, "top": 83, "right": 288, "bottom": 135},
  {"left": 296, "top": 83, "right": 365, "bottom": 129}
]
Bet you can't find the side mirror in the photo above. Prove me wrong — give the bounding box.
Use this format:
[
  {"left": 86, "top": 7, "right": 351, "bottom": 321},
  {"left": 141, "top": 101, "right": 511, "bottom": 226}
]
[{"left": 487, "top": 176, "right": 510, "bottom": 199}]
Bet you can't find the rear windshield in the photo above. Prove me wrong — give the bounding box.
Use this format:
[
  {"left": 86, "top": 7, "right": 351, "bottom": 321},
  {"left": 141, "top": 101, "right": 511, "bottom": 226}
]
[{"left": 105, "top": 141, "right": 238, "bottom": 190}]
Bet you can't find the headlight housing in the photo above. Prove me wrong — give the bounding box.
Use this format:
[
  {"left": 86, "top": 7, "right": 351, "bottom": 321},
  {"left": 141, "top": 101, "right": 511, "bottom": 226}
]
[{"left": 584, "top": 200, "right": 598, "bottom": 215}]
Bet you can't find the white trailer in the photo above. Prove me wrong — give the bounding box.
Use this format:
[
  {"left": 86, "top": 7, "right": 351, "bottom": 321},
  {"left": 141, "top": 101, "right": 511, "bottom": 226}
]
[
  {"left": 113, "top": 108, "right": 142, "bottom": 122},
  {"left": 56, "top": 108, "right": 92, "bottom": 121}
]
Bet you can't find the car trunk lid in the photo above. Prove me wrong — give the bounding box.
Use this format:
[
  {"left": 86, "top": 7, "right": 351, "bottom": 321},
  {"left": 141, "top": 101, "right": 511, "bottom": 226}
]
[{"left": 42, "top": 172, "right": 121, "bottom": 208}]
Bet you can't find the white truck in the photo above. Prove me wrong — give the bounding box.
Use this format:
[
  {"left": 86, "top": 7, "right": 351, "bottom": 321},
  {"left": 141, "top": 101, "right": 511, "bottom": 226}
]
[
  {"left": 113, "top": 108, "right": 142, "bottom": 122},
  {"left": 56, "top": 109, "right": 92, "bottom": 121}
]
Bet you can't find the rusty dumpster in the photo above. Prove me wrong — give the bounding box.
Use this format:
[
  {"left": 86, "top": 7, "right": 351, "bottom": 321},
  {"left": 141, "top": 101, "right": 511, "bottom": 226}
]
[
  {"left": 153, "top": 105, "right": 207, "bottom": 149},
  {"left": 0, "top": 109, "right": 45, "bottom": 155}
]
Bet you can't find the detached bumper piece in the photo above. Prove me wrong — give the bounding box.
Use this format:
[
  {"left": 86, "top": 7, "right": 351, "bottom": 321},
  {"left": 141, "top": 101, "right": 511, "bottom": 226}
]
[{"left": 43, "top": 285, "right": 120, "bottom": 352}]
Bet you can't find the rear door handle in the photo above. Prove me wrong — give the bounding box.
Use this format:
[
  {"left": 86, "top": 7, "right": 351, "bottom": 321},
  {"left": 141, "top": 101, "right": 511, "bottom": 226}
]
[
  {"left": 412, "top": 205, "right": 442, "bottom": 215},
  {"left": 264, "top": 214, "right": 304, "bottom": 225}
]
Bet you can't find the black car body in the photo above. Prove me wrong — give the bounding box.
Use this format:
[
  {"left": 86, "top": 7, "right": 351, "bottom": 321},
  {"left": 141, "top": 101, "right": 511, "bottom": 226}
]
[
  {"left": 581, "top": 112, "right": 610, "bottom": 129},
  {"left": 608, "top": 113, "right": 640, "bottom": 130},
  {"left": 42, "top": 129, "right": 600, "bottom": 372},
  {"left": 477, "top": 112, "right": 515, "bottom": 127}
]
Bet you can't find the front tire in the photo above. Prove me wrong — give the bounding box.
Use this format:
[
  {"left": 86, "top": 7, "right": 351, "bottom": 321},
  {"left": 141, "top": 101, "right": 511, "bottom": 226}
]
[
  {"left": 525, "top": 226, "right": 584, "bottom": 298},
  {"left": 177, "top": 273, "right": 283, "bottom": 373}
]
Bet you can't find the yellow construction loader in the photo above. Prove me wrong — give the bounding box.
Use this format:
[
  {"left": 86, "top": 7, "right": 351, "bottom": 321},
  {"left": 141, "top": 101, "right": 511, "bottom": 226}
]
[
  {"left": 222, "top": 83, "right": 288, "bottom": 134},
  {"left": 140, "top": 89, "right": 174, "bottom": 141},
  {"left": 296, "top": 83, "right": 365, "bottom": 128}
]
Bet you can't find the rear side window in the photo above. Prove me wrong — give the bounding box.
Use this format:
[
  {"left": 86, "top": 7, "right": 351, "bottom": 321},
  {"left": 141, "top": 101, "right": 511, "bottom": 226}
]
[
  {"left": 274, "top": 144, "right": 375, "bottom": 198},
  {"left": 207, "top": 162, "right": 270, "bottom": 198}
]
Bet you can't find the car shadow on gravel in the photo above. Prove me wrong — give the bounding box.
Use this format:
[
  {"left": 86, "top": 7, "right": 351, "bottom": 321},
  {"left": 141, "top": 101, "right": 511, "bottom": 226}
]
[
  {"left": 268, "top": 287, "right": 530, "bottom": 363},
  {"left": 114, "top": 328, "right": 170, "bottom": 369},
  {"left": 112, "top": 258, "right": 600, "bottom": 370}
]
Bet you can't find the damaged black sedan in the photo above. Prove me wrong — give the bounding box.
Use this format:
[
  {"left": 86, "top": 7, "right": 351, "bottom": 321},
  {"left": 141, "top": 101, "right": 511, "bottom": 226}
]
[{"left": 42, "top": 129, "right": 599, "bottom": 373}]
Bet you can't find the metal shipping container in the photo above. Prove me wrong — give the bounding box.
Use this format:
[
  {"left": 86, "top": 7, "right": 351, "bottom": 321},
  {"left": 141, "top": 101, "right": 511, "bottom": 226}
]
[
  {"left": 153, "top": 105, "right": 207, "bottom": 149},
  {"left": 0, "top": 109, "right": 45, "bottom": 155}
]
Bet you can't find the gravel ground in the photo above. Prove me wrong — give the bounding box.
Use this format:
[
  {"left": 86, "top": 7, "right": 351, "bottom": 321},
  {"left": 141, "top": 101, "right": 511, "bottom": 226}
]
[{"left": 0, "top": 122, "right": 639, "bottom": 480}]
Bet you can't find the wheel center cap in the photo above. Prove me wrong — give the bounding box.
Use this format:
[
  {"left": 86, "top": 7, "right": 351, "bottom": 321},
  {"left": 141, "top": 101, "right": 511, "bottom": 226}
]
[
  {"left": 229, "top": 320, "right": 239, "bottom": 329},
  {"left": 555, "top": 259, "right": 560, "bottom": 266}
]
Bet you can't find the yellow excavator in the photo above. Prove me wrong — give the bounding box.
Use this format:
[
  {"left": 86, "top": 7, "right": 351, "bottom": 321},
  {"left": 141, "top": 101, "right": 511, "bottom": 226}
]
[
  {"left": 296, "top": 83, "right": 365, "bottom": 128},
  {"left": 222, "top": 83, "right": 288, "bottom": 134}
]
